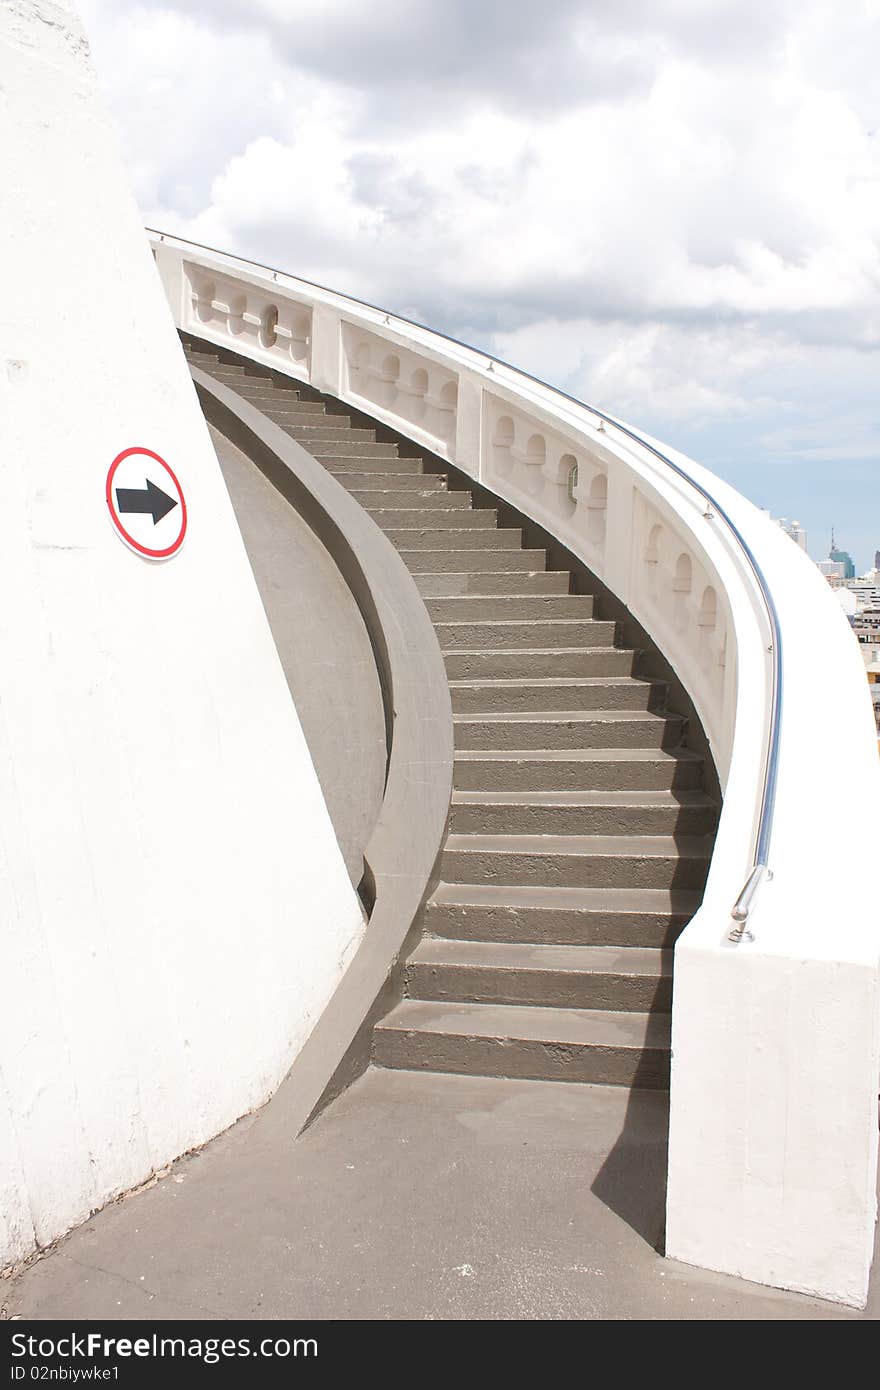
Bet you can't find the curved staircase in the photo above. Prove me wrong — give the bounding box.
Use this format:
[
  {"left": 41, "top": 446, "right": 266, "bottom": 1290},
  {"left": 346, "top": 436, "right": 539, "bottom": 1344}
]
[{"left": 185, "top": 336, "right": 718, "bottom": 1091}]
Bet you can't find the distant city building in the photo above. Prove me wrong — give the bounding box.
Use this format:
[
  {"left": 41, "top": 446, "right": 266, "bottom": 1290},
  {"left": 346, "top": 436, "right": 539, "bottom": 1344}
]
[
  {"left": 765, "top": 512, "right": 808, "bottom": 551},
  {"left": 818, "top": 559, "right": 845, "bottom": 579},
  {"left": 852, "top": 607, "right": 880, "bottom": 644},
  {"left": 775, "top": 517, "right": 808, "bottom": 551},
  {"left": 828, "top": 528, "right": 856, "bottom": 579},
  {"left": 875, "top": 549, "right": 880, "bottom": 571},
  {"left": 846, "top": 574, "right": 880, "bottom": 608},
  {"left": 830, "top": 548, "right": 856, "bottom": 579},
  {"left": 840, "top": 571, "right": 880, "bottom": 741}
]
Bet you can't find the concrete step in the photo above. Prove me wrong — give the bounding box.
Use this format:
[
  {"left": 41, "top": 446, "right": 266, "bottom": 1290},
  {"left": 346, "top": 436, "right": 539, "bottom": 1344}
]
[
  {"left": 369, "top": 509, "right": 498, "bottom": 530},
  {"left": 324, "top": 455, "right": 426, "bottom": 476},
  {"left": 415, "top": 571, "right": 571, "bottom": 596},
  {"left": 187, "top": 353, "right": 256, "bottom": 367},
  {"left": 406, "top": 939, "right": 672, "bottom": 1012},
  {"left": 207, "top": 372, "right": 289, "bottom": 393},
  {"left": 213, "top": 378, "right": 298, "bottom": 395},
  {"left": 334, "top": 471, "right": 448, "bottom": 492},
  {"left": 276, "top": 424, "right": 376, "bottom": 442},
  {"left": 426, "top": 594, "right": 594, "bottom": 621},
  {"left": 185, "top": 353, "right": 228, "bottom": 372},
  {"left": 453, "top": 746, "right": 704, "bottom": 791},
  {"left": 443, "top": 646, "right": 634, "bottom": 678},
  {"left": 218, "top": 371, "right": 297, "bottom": 390},
  {"left": 189, "top": 360, "right": 267, "bottom": 379},
  {"left": 245, "top": 397, "right": 328, "bottom": 415},
  {"left": 448, "top": 675, "right": 658, "bottom": 713},
  {"left": 439, "top": 832, "right": 712, "bottom": 890},
  {"left": 301, "top": 439, "right": 401, "bottom": 459},
  {"left": 388, "top": 527, "right": 523, "bottom": 551},
  {"left": 424, "top": 882, "right": 701, "bottom": 947},
  {"left": 449, "top": 789, "right": 718, "bottom": 836},
  {"left": 398, "top": 549, "right": 548, "bottom": 573},
  {"left": 354, "top": 488, "right": 472, "bottom": 510},
  {"left": 452, "top": 708, "right": 683, "bottom": 749},
  {"left": 201, "top": 376, "right": 327, "bottom": 413},
  {"left": 373, "top": 999, "right": 671, "bottom": 1088},
  {"left": 436, "top": 618, "right": 614, "bottom": 652}
]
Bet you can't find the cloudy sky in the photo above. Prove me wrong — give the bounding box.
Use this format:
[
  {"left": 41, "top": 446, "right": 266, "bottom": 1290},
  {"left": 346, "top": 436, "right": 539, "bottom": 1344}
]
[{"left": 80, "top": 0, "right": 879, "bottom": 569}]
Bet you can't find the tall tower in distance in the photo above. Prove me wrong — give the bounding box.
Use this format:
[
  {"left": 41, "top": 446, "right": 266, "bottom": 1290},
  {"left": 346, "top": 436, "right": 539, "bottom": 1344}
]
[{"left": 829, "top": 527, "right": 856, "bottom": 580}]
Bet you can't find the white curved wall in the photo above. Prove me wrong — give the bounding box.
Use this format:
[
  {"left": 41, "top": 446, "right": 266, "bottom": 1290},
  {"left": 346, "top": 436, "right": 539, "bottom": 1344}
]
[
  {"left": 151, "top": 232, "right": 880, "bottom": 1306},
  {"left": 0, "top": 2, "right": 364, "bottom": 1268}
]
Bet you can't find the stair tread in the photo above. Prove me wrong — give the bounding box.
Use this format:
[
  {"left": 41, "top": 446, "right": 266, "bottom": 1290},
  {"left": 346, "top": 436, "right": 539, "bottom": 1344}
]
[
  {"left": 451, "top": 788, "right": 715, "bottom": 808},
  {"left": 313, "top": 449, "right": 401, "bottom": 458},
  {"left": 410, "top": 939, "right": 671, "bottom": 976},
  {"left": 449, "top": 676, "right": 644, "bottom": 689},
  {"left": 372, "top": 512, "right": 496, "bottom": 526},
  {"left": 400, "top": 551, "right": 549, "bottom": 569},
  {"left": 452, "top": 708, "right": 677, "bottom": 723},
  {"left": 427, "top": 591, "right": 588, "bottom": 599},
  {"left": 228, "top": 383, "right": 295, "bottom": 392},
  {"left": 429, "top": 881, "right": 702, "bottom": 912},
  {"left": 399, "top": 550, "right": 540, "bottom": 555},
  {"left": 443, "top": 832, "right": 712, "bottom": 857},
  {"left": 446, "top": 646, "right": 623, "bottom": 659},
  {"left": 437, "top": 620, "right": 611, "bottom": 633},
  {"left": 283, "top": 427, "right": 373, "bottom": 438},
  {"left": 376, "top": 998, "right": 671, "bottom": 1049},
  {"left": 455, "top": 746, "right": 702, "bottom": 762},
  {"left": 390, "top": 528, "right": 519, "bottom": 538},
  {"left": 336, "top": 472, "right": 446, "bottom": 482},
  {"left": 367, "top": 509, "right": 474, "bottom": 518},
  {"left": 196, "top": 365, "right": 265, "bottom": 376},
  {"left": 416, "top": 570, "right": 564, "bottom": 578}
]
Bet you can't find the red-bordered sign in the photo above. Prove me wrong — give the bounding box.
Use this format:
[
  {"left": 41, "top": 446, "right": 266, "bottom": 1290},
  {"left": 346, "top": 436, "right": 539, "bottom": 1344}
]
[{"left": 106, "top": 447, "right": 187, "bottom": 560}]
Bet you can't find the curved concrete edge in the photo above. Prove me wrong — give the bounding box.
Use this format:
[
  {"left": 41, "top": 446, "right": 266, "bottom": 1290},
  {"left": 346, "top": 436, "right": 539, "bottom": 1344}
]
[{"left": 191, "top": 365, "right": 454, "bottom": 1135}]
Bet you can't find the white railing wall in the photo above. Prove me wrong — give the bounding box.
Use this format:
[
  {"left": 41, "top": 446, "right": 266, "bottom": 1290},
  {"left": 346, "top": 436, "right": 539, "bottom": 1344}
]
[
  {"left": 150, "top": 231, "right": 880, "bottom": 1308},
  {"left": 154, "top": 236, "right": 758, "bottom": 782}
]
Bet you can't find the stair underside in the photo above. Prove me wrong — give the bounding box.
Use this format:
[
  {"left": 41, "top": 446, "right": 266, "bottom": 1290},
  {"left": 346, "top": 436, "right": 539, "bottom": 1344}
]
[{"left": 186, "top": 342, "right": 718, "bottom": 1090}]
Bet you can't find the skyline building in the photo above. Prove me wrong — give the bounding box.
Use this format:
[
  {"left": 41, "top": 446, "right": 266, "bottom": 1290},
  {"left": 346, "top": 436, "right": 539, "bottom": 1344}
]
[
  {"left": 775, "top": 516, "right": 808, "bottom": 551},
  {"left": 829, "top": 529, "right": 856, "bottom": 580}
]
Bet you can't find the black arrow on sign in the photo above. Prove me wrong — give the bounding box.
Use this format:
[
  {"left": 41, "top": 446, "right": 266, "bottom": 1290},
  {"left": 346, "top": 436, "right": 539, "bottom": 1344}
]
[{"left": 115, "top": 478, "right": 178, "bottom": 525}]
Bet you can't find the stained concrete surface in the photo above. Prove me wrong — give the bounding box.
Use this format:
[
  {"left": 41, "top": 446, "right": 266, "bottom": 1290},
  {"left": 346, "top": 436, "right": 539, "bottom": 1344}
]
[
  {"left": 209, "top": 424, "right": 386, "bottom": 885},
  {"left": 6, "top": 1068, "right": 877, "bottom": 1321}
]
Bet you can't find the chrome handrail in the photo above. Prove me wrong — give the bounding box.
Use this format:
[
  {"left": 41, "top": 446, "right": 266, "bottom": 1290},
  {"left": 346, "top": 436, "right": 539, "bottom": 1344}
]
[{"left": 150, "top": 227, "right": 782, "bottom": 940}]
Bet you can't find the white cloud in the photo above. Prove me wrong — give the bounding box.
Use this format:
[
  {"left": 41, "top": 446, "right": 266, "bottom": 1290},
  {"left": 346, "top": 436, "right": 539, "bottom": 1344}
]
[{"left": 78, "top": 0, "right": 880, "bottom": 566}]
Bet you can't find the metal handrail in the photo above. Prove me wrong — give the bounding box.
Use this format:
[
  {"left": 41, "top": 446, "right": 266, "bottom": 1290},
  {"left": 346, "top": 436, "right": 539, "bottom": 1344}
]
[{"left": 150, "top": 227, "right": 783, "bottom": 940}]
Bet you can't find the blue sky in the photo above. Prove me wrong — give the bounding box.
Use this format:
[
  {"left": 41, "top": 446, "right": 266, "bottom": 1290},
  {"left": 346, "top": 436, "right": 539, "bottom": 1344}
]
[{"left": 81, "top": 0, "right": 880, "bottom": 570}]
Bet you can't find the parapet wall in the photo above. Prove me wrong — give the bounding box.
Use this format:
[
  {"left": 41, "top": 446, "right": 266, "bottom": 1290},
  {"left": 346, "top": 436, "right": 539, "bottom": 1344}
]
[{"left": 0, "top": 1, "right": 363, "bottom": 1266}]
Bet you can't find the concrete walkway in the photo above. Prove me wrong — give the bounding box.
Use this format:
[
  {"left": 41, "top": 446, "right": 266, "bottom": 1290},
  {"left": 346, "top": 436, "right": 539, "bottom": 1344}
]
[{"left": 6, "top": 1068, "right": 877, "bottom": 1320}]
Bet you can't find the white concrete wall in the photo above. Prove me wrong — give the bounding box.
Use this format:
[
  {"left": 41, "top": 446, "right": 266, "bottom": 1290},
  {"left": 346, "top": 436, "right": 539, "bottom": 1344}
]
[
  {"left": 0, "top": 1, "right": 364, "bottom": 1267},
  {"left": 150, "top": 231, "right": 880, "bottom": 1307},
  {"left": 665, "top": 517, "right": 880, "bottom": 1307}
]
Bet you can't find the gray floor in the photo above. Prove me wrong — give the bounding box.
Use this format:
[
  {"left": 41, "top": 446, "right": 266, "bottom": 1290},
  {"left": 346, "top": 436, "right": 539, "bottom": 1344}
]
[
  {"left": 210, "top": 424, "right": 386, "bottom": 885},
  {"left": 6, "top": 1067, "right": 877, "bottom": 1321}
]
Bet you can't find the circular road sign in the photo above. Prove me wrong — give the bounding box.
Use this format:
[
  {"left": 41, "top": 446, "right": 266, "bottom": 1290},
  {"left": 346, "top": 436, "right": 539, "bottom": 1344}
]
[{"left": 106, "top": 447, "right": 187, "bottom": 560}]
